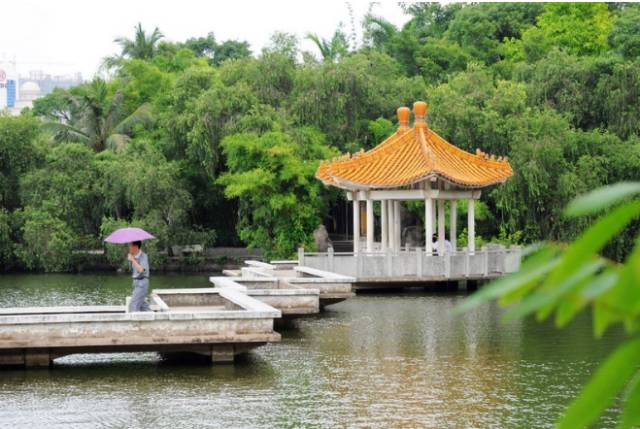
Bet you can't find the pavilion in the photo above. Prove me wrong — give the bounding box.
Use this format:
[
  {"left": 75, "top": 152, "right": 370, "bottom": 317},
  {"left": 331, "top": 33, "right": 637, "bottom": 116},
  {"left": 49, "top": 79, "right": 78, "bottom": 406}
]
[{"left": 302, "top": 101, "right": 520, "bottom": 283}]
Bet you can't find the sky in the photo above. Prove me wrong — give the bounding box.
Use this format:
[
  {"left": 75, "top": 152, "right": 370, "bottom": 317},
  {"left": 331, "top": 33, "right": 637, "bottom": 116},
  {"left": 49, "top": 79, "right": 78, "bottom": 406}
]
[{"left": 0, "top": 1, "right": 410, "bottom": 79}]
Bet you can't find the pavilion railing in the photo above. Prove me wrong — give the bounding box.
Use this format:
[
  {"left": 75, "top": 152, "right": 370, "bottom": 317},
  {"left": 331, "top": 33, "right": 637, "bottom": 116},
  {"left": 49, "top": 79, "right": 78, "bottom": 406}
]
[{"left": 298, "top": 246, "right": 521, "bottom": 280}]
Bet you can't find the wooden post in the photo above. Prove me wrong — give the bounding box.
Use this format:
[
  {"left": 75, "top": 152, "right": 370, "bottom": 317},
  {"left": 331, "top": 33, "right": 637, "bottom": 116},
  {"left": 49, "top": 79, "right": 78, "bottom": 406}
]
[
  {"left": 468, "top": 198, "right": 475, "bottom": 254},
  {"left": 353, "top": 192, "right": 360, "bottom": 254},
  {"left": 381, "top": 200, "right": 388, "bottom": 252},
  {"left": 437, "top": 199, "right": 445, "bottom": 255},
  {"left": 450, "top": 199, "right": 457, "bottom": 251},
  {"left": 425, "top": 197, "right": 433, "bottom": 254},
  {"left": 366, "top": 197, "right": 374, "bottom": 252}
]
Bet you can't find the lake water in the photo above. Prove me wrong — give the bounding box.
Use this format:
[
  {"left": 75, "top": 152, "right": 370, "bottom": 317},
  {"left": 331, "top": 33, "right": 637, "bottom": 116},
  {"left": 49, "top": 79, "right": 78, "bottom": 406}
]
[{"left": 0, "top": 273, "right": 624, "bottom": 428}]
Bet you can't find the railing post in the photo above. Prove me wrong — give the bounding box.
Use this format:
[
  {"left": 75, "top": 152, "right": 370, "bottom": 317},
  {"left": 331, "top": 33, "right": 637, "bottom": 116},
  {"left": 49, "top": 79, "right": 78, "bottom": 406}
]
[
  {"left": 298, "top": 247, "right": 305, "bottom": 267},
  {"left": 356, "top": 251, "right": 362, "bottom": 278},
  {"left": 465, "top": 250, "right": 470, "bottom": 278},
  {"left": 483, "top": 247, "right": 489, "bottom": 277},
  {"left": 386, "top": 248, "right": 392, "bottom": 277},
  {"left": 445, "top": 252, "right": 451, "bottom": 278},
  {"left": 416, "top": 247, "right": 423, "bottom": 277},
  {"left": 328, "top": 246, "right": 334, "bottom": 272}
]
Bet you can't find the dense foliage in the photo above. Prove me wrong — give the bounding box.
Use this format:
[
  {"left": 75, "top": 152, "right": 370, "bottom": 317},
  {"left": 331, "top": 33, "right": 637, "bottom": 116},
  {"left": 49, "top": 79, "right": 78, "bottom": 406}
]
[{"left": 2, "top": 3, "right": 640, "bottom": 269}]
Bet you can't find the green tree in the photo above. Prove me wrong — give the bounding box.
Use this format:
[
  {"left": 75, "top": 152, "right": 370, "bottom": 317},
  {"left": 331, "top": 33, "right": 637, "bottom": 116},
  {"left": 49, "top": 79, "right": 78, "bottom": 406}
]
[
  {"left": 95, "top": 141, "right": 192, "bottom": 232},
  {"left": 39, "top": 78, "right": 152, "bottom": 152},
  {"left": 19, "top": 144, "right": 102, "bottom": 235},
  {"left": 103, "top": 23, "right": 164, "bottom": 69},
  {"left": 445, "top": 3, "right": 542, "bottom": 63},
  {"left": 213, "top": 40, "right": 252, "bottom": 65},
  {"left": 290, "top": 51, "right": 426, "bottom": 150},
  {"left": 218, "top": 127, "right": 337, "bottom": 258},
  {"left": 0, "top": 209, "right": 13, "bottom": 268},
  {"left": 182, "top": 33, "right": 252, "bottom": 65},
  {"left": 517, "top": 3, "right": 613, "bottom": 61},
  {"left": 14, "top": 207, "right": 75, "bottom": 272},
  {"left": 306, "top": 29, "right": 350, "bottom": 62},
  {"left": 367, "top": 117, "right": 395, "bottom": 146},
  {"left": 0, "top": 115, "right": 42, "bottom": 211},
  {"left": 609, "top": 4, "right": 640, "bottom": 59}
]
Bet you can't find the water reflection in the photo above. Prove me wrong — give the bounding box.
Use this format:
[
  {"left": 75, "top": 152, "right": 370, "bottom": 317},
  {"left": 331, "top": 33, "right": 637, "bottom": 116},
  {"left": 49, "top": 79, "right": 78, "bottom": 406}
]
[{"left": 0, "top": 275, "right": 625, "bottom": 428}]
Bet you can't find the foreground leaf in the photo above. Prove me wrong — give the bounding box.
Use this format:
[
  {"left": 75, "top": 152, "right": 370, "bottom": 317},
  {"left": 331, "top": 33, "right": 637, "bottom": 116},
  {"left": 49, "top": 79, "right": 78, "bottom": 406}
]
[
  {"left": 503, "top": 259, "right": 603, "bottom": 321},
  {"left": 565, "top": 182, "right": 640, "bottom": 218},
  {"left": 545, "top": 201, "right": 640, "bottom": 295},
  {"left": 453, "top": 246, "right": 559, "bottom": 314},
  {"left": 557, "top": 339, "right": 640, "bottom": 429},
  {"left": 619, "top": 372, "right": 640, "bottom": 429}
]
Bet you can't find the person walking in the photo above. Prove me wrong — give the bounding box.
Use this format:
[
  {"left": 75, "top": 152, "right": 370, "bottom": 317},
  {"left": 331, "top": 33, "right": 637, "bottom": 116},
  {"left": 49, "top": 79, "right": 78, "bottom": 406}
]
[
  {"left": 104, "top": 227, "right": 156, "bottom": 312},
  {"left": 128, "top": 240, "right": 151, "bottom": 312}
]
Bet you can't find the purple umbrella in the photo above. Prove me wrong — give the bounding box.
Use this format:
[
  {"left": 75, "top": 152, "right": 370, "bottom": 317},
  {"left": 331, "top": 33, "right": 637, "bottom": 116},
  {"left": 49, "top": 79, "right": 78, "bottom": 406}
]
[{"left": 104, "top": 227, "right": 155, "bottom": 244}]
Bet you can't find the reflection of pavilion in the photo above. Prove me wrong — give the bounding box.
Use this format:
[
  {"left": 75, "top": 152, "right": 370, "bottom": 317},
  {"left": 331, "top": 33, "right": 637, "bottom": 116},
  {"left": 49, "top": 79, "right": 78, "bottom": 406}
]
[{"left": 304, "top": 101, "right": 520, "bottom": 283}]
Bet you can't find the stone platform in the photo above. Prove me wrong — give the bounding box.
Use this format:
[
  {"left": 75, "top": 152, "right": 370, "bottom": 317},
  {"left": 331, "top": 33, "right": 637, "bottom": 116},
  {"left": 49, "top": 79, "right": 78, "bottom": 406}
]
[{"left": 0, "top": 288, "right": 281, "bottom": 368}]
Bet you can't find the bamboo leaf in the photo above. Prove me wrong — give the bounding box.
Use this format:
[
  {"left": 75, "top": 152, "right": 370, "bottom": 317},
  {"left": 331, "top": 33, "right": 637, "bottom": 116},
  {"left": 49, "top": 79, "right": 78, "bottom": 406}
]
[
  {"left": 453, "top": 246, "right": 560, "bottom": 315},
  {"left": 565, "top": 182, "right": 640, "bottom": 218},
  {"left": 557, "top": 339, "right": 640, "bottom": 429},
  {"left": 504, "top": 259, "right": 603, "bottom": 321},
  {"left": 619, "top": 372, "right": 640, "bottom": 429},
  {"left": 593, "top": 300, "right": 621, "bottom": 338},
  {"left": 552, "top": 269, "right": 616, "bottom": 328},
  {"left": 546, "top": 201, "right": 640, "bottom": 294},
  {"left": 581, "top": 269, "right": 619, "bottom": 299}
]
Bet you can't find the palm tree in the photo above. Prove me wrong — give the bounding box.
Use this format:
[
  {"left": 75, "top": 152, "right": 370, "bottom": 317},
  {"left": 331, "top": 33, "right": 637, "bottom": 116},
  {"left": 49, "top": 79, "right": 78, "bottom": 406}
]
[
  {"left": 306, "top": 30, "right": 350, "bottom": 62},
  {"left": 102, "top": 23, "right": 164, "bottom": 69},
  {"left": 44, "top": 78, "right": 152, "bottom": 152},
  {"left": 363, "top": 15, "right": 398, "bottom": 52}
]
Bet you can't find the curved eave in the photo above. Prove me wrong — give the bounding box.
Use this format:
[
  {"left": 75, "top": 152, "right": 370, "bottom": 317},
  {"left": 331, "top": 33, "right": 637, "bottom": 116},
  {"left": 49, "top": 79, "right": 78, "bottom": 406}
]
[
  {"left": 320, "top": 171, "right": 512, "bottom": 191},
  {"left": 315, "top": 125, "right": 514, "bottom": 190}
]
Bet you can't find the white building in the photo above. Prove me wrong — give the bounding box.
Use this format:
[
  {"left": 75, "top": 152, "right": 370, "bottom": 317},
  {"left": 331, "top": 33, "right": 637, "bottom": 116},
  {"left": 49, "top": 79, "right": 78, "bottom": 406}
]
[
  {"left": 0, "top": 57, "right": 82, "bottom": 115},
  {"left": 12, "top": 81, "right": 42, "bottom": 113},
  {"left": 0, "top": 58, "right": 19, "bottom": 113}
]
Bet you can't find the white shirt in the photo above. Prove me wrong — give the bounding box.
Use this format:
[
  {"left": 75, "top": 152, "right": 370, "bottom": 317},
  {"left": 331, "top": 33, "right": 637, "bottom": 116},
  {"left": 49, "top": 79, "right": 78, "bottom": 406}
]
[{"left": 432, "top": 240, "right": 454, "bottom": 253}]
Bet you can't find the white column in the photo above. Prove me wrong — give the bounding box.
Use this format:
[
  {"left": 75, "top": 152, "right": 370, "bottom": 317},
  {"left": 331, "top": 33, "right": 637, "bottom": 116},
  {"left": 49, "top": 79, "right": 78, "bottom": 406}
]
[
  {"left": 394, "top": 201, "right": 401, "bottom": 250},
  {"left": 381, "top": 200, "right": 388, "bottom": 252},
  {"left": 425, "top": 198, "right": 433, "bottom": 254},
  {"left": 437, "top": 199, "right": 445, "bottom": 255},
  {"left": 388, "top": 200, "right": 395, "bottom": 251},
  {"left": 366, "top": 197, "right": 374, "bottom": 252},
  {"left": 450, "top": 200, "right": 457, "bottom": 252},
  {"left": 432, "top": 199, "right": 437, "bottom": 232},
  {"left": 352, "top": 192, "right": 360, "bottom": 254},
  {"left": 468, "top": 198, "right": 475, "bottom": 254}
]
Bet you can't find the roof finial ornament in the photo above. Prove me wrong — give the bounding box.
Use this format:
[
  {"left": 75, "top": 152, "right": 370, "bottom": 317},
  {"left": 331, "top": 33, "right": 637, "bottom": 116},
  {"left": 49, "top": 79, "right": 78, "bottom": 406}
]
[
  {"left": 413, "top": 101, "right": 428, "bottom": 127},
  {"left": 397, "top": 107, "right": 410, "bottom": 131}
]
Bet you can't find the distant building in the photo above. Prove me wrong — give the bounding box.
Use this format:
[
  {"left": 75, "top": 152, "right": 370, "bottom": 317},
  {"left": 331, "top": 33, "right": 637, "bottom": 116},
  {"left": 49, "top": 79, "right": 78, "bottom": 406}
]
[
  {"left": 13, "top": 81, "right": 42, "bottom": 112},
  {"left": 0, "top": 57, "right": 82, "bottom": 115},
  {"left": 0, "top": 59, "right": 19, "bottom": 112}
]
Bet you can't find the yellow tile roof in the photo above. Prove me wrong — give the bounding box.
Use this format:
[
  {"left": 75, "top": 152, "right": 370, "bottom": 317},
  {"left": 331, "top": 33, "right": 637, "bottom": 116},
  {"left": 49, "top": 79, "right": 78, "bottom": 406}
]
[{"left": 316, "top": 102, "right": 513, "bottom": 189}]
